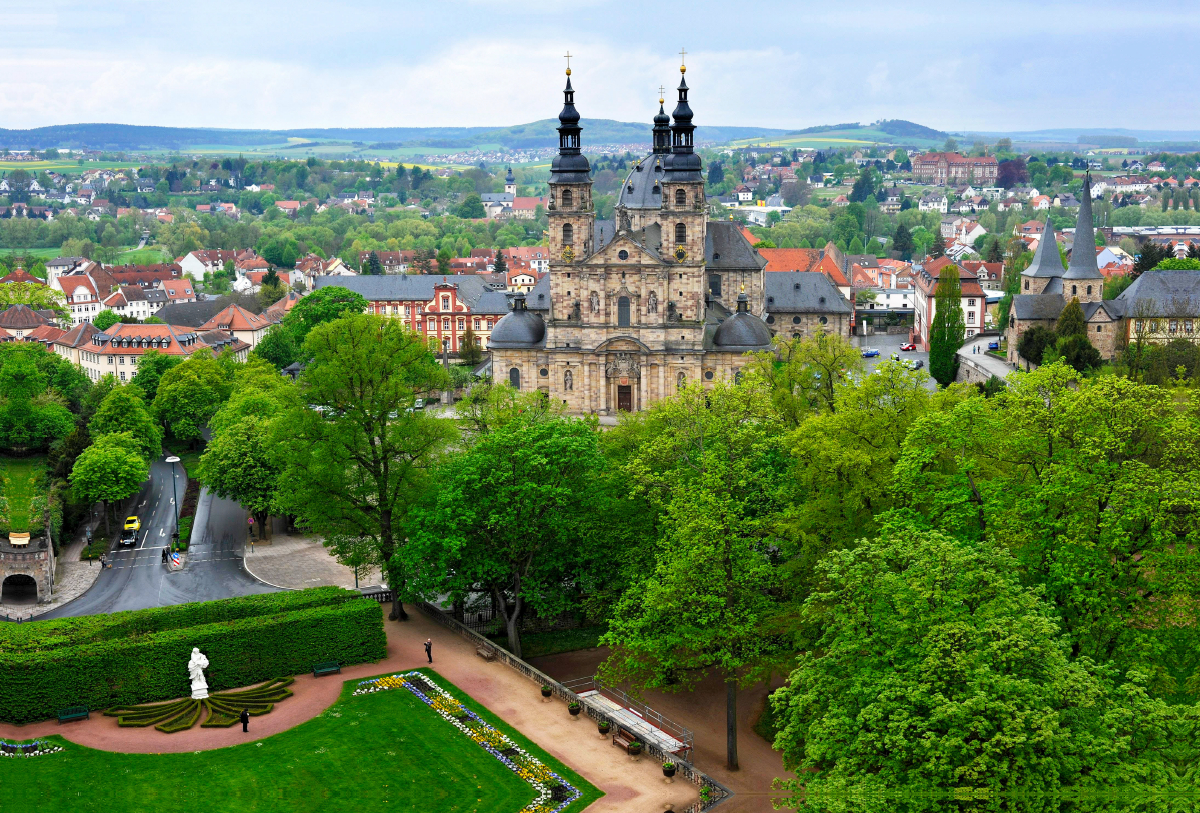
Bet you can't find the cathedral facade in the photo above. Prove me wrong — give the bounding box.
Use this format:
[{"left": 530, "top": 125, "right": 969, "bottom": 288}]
[{"left": 488, "top": 65, "right": 771, "bottom": 414}]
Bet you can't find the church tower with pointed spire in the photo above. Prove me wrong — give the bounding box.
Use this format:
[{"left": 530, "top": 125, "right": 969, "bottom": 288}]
[
  {"left": 660, "top": 60, "right": 707, "bottom": 268},
  {"left": 547, "top": 65, "right": 595, "bottom": 266},
  {"left": 1061, "top": 173, "right": 1104, "bottom": 304}
]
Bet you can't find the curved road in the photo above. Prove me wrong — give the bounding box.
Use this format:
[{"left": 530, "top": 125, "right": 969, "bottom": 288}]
[{"left": 40, "top": 456, "right": 274, "bottom": 620}]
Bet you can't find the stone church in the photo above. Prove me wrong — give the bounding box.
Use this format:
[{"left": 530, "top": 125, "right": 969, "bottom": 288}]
[{"left": 488, "top": 65, "right": 773, "bottom": 414}]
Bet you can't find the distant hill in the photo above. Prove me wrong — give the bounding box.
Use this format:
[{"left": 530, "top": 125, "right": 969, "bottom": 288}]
[
  {"left": 874, "top": 119, "right": 947, "bottom": 140},
  {"left": 0, "top": 120, "right": 791, "bottom": 153}
]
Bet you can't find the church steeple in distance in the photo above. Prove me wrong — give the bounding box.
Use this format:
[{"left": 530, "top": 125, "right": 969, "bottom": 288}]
[
  {"left": 652, "top": 86, "right": 671, "bottom": 155},
  {"left": 1063, "top": 172, "right": 1101, "bottom": 279}
]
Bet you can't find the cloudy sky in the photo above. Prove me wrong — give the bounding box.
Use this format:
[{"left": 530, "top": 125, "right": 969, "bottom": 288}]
[{"left": 2, "top": 1, "right": 1197, "bottom": 133}]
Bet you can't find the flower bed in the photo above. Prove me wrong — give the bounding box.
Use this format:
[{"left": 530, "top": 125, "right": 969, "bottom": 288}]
[
  {"left": 355, "top": 671, "right": 581, "bottom": 813},
  {"left": 0, "top": 739, "right": 63, "bottom": 757}
]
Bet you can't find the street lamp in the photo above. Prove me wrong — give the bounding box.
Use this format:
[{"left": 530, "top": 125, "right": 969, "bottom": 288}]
[{"left": 165, "top": 455, "right": 181, "bottom": 551}]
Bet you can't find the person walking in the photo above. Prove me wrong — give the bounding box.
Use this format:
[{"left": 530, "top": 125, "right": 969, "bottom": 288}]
[
  {"left": 239, "top": 708, "right": 250, "bottom": 733},
  {"left": 162, "top": 547, "right": 169, "bottom": 564},
  {"left": 424, "top": 639, "right": 433, "bottom": 664}
]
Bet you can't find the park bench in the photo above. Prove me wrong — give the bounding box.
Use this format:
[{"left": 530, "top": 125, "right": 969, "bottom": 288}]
[
  {"left": 612, "top": 729, "right": 635, "bottom": 752},
  {"left": 312, "top": 662, "right": 341, "bottom": 678},
  {"left": 474, "top": 646, "right": 496, "bottom": 662},
  {"left": 57, "top": 706, "right": 89, "bottom": 724}
]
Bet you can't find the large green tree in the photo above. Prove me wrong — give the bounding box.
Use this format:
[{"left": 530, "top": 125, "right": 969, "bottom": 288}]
[
  {"left": 928, "top": 263, "right": 965, "bottom": 386},
  {"left": 90, "top": 385, "right": 162, "bottom": 462},
  {"left": 0, "top": 345, "right": 75, "bottom": 451},
  {"left": 273, "top": 314, "right": 452, "bottom": 622},
  {"left": 152, "top": 352, "right": 233, "bottom": 445},
  {"left": 70, "top": 432, "right": 149, "bottom": 535},
  {"left": 129, "top": 350, "right": 182, "bottom": 403}
]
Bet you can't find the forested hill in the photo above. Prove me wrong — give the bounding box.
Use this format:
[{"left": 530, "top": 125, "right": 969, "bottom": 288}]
[{"left": 0, "top": 120, "right": 791, "bottom": 151}]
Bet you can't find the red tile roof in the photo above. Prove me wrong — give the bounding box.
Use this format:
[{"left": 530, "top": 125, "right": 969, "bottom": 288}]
[
  {"left": 758, "top": 248, "right": 820, "bottom": 273},
  {"left": 0, "top": 268, "right": 44, "bottom": 285}
]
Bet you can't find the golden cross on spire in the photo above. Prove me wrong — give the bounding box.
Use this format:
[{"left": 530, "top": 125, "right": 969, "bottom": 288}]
[
  {"left": 564, "top": 50, "right": 572, "bottom": 75},
  {"left": 679, "top": 47, "right": 687, "bottom": 73},
  {"left": 658, "top": 85, "right": 665, "bottom": 104}
]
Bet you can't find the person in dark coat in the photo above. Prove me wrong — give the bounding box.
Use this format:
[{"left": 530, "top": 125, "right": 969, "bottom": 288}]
[
  {"left": 239, "top": 708, "right": 250, "bottom": 733},
  {"left": 424, "top": 639, "right": 432, "bottom": 664},
  {"left": 162, "top": 547, "right": 169, "bottom": 564}
]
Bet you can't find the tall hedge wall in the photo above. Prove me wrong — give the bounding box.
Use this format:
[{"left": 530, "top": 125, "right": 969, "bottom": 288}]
[
  {"left": 0, "top": 586, "right": 358, "bottom": 655},
  {"left": 0, "top": 598, "right": 387, "bottom": 724}
]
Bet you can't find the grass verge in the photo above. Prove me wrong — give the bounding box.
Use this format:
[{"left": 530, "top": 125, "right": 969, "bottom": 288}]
[
  {"left": 0, "top": 456, "right": 48, "bottom": 533},
  {"left": 0, "top": 668, "right": 602, "bottom": 813}
]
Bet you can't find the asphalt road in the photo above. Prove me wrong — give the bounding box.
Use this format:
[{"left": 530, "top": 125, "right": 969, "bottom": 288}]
[
  {"left": 39, "top": 456, "right": 273, "bottom": 620},
  {"left": 852, "top": 331, "right": 936, "bottom": 389}
]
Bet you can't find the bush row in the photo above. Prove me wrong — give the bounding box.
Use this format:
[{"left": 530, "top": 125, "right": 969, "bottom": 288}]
[
  {"left": 0, "top": 586, "right": 358, "bottom": 655},
  {"left": 0, "top": 598, "right": 386, "bottom": 724}
]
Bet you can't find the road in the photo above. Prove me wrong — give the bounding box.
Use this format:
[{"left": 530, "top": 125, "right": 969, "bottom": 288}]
[
  {"left": 851, "top": 331, "right": 936, "bottom": 390},
  {"left": 39, "top": 456, "right": 273, "bottom": 620}
]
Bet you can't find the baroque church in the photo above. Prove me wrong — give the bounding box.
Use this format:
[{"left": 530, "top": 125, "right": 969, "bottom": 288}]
[{"left": 488, "top": 63, "right": 773, "bottom": 414}]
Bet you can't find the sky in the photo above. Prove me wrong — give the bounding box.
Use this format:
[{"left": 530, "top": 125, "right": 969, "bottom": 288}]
[{"left": 3, "top": 0, "right": 1199, "bottom": 133}]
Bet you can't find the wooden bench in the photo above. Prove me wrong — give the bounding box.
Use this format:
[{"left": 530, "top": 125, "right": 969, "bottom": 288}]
[
  {"left": 312, "top": 662, "right": 341, "bottom": 678},
  {"left": 57, "top": 706, "right": 89, "bottom": 724},
  {"left": 475, "top": 646, "right": 496, "bottom": 662},
  {"left": 612, "top": 730, "right": 634, "bottom": 751}
]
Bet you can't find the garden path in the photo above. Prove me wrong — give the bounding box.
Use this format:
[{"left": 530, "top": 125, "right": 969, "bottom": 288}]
[{"left": 0, "top": 607, "right": 696, "bottom": 812}]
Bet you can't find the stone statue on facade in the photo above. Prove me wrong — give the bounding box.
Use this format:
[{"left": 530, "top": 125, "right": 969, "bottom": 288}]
[
  {"left": 589, "top": 291, "right": 600, "bottom": 314},
  {"left": 647, "top": 291, "right": 658, "bottom": 314},
  {"left": 617, "top": 206, "right": 632, "bottom": 233},
  {"left": 188, "top": 647, "right": 210, "bottom": 699}
]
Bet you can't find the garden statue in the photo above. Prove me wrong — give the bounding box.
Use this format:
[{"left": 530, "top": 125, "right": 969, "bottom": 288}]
[{"left": 188, "top": 647, "right": 210, "bottom": 699}]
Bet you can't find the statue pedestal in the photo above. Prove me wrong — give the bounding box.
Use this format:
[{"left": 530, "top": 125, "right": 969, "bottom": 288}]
[{"left": 191, "top": 687, "right": 209, "bottom": 700}]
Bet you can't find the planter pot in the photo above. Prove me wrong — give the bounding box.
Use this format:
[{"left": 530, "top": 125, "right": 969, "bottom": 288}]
[
  {"left": 598, "top": 722, "right": 611, "bottom": 736},
  {"left": 568, "top": 705, "right": 581, "bottom": 717},
  {"left": 663, "top": 765, "right": 677, "bottom": 778},
  {"left": 628, "top": 743, "right": 643, "bottom": 757},
  {"left": 540, "top": 686, "right": 552, "bottom": 698}
]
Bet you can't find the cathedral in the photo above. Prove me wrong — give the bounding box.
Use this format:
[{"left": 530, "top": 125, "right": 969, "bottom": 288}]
[{"left": 488, "top": 63, "right": 772, "bottom": 414}]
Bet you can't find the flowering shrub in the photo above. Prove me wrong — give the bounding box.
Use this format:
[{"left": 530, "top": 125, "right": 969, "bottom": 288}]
[
  {"left": 0, "top": 740, "right": 63, "bottom": 757},
  {"left": 355, "top": 672, "right": 581, "bottom": 812}
]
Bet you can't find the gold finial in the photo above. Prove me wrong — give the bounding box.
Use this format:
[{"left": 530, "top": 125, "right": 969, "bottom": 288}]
[
  {"left": 658, "top": 85, "right": 665, "bottom": 104},
  {"left": 564, "top": 50, "right": 572, "bottom": 76},
  {"left": 740, "top": 283, "right": 745, "bottom": 293},
  {"left": 679, "top": 47, "right": 687, "bottom": 73}
]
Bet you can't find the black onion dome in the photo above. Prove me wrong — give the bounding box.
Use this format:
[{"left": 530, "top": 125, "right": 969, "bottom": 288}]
[
  {"left": 652, "top": 100, "right": 671, "bottom": 156},
  {"left": 488, "top": 293, "right": 546, "bottom": 348},
  {"left": 551, "top": 74, "right": 590, "bottom": 183},
  {"left": 666, "top": 71, "right": 702, "bottom": 181},
  {"left": 713, "top": 290, "right": 772, "bottom": 351}
]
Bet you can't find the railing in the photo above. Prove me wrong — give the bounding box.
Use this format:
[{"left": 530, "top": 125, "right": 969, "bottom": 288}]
[
  {"left": 561, "top": 675, "right": 694, "bottom": 757},
  {"left": 417, "top": 601, "right": 734, "bottom": 812}
]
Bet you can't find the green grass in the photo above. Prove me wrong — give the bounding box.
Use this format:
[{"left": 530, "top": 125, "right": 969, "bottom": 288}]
[
  {"left": 0, "top": 668, "right": 602, "bottom": 812},
  {"left": 0, "top": 456, "right": 47, "bottom": 534},
  {"left": 116, "top": 247, "right": 170, "bottom": 265},
  {"left": 0, "top": 247, "right": 61, "bottom": 260},
  {"left": 488, "top": 626, "right": 608, "bottom": 660}
]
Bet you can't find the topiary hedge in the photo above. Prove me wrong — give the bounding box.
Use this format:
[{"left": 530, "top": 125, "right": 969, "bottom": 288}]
[
  {"left": 0, "top": 586, "right": 358, "bottom": 655},
  {"left": 0, "top": 592, "right": 387, "bottom": 724}
]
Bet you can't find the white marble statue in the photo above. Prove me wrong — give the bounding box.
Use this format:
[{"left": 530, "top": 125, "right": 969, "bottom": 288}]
[{"left": 187, "top": 647, "right": 210, "bottom": 699}]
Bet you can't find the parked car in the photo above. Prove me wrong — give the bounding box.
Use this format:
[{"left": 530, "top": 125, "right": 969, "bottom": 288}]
[
  {"left": 899, "top": 342, "right": 916, "bottom": 351},
  {"left": 890, "top": 353, "right": 899, "bottom": 361},
  {"left": 912, "top": 359, "right": 925, "bottom": 370},
  {"left": 987, "top": 341, "right": 1000, "bottom": 351},
  {"left": 861, "top": 348, "right": 880, "bottom": 358},
  {"left": 124, "top": 516, "right": 140, "bottom": 532}
]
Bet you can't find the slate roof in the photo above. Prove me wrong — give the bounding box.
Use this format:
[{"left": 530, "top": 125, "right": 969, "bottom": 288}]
[
  {"left": 764, "top": 273, "right": 852, "bottom": 314},
  {"left": 1114, "top": 269, "right": 1200, "bottom": 316},
  {"left": 1023, "top": 222, "right": 1064, "bottom": 278},
  {"left": 526, "top": 274, "right": 551, "bottom": 312},
  {"left": 706, "top": 221, "right": 766, "bottom": 270},
  {"left": 154, "top": 298, "right": 233, "bottom": 327},
  {"left": 1012, "top": 294, "right": 1066, "bottom": 320},
  {"left": 1063, "top": 174, "right": 1102, "bottom": 280},
  {"left": 487, "top": 294, "right": 546, "bottom": 349},
  {"left": 313, "top": 274, "right": 511, "bottom": 315},
  {"left": 618, "top": 153, "right": 669, "bottom": 209}
]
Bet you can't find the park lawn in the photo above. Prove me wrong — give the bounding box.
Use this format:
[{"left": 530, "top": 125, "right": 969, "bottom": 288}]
[
  {"left": 0, "top": 456, "right": 47, "bottom": 533},
  {"left": 0, "top": 669, "right": 602, "bottom": 813},
  {"left": 116, "top": 247, "right": 170, "bottom": 265}
]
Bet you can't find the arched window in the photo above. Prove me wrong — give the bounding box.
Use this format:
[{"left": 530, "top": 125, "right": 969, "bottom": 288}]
[
  {"left": 1071, "top": 285, "right": 1077, "bottom": 295},
  {"left": 561, "top": 188, "right": 573, "bottom": 208},
  {"left": 675, "top": 188, "right": 686, "bottom": 206},
  {"left": 564, "top": 369, "right": 574, "bottom": 391},
  {"left": 509, "top": 367, "right": 521, "bottom": 390},
  {"left": 617, "top": 296, "right": 631, "bottom": 327},
  {"left": 1087, "top": 285, "right": 1093, "bottom": 295},
  {"left": 675, "top": 223, "right": 686, "bottom": 244},
  {"left": 1024, "top": 280, "right": 1029, "bottom": 290},
  {"left": 562, "top": 223, "right": 573, "bottom": 246}
]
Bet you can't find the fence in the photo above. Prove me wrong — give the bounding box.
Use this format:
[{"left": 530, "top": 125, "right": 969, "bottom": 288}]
[{"left": 415, "top": 600, "right": 734, "bottom": 812}]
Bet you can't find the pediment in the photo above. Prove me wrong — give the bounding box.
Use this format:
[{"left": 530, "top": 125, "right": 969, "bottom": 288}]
[{"left": 584, "top": 235, "right": 661, "bottom": 266}]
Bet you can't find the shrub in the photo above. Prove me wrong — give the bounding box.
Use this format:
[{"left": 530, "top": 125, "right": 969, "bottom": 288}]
[{"left": 0, "top": 596, "right": 385, "bottom": 724}]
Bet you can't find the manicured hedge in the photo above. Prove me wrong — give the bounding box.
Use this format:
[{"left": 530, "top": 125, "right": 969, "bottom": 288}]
[
  {"left": 0, "top": 586, "right": 358, "bottom": 655},
  {"left": 0, "top": 598, "right": 387, "bottom": 724}
]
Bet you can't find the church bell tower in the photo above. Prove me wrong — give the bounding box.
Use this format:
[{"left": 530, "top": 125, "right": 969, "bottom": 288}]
[{"left": 547, "top": 61, "right": 595, "bottom": 266}]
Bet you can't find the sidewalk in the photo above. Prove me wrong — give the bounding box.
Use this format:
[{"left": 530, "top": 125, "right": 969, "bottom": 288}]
[
  {"left": 0, "top": 607, "right": 696, "bottom": 812},
  {"left": 958, "top": 336, "right": 1014, "bottom": 380},
  {"left": 242, "top": 532, "right": 384, "bottom": 590}
]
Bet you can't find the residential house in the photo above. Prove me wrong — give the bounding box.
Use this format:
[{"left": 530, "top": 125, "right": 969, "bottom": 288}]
[
  {"left": 63, "top": 323, "right": 250, "bottom": 382},
  {"left": 198, "top": 303, "right": 276, "bottom": 348},
  {"left": 0, "top": 304, "right": 57, "bottom": 339},
  {"left": 180, "top": 249, "right": 239, "bottom": 281},
  {"left": 919, "top": 194, "right": 949, "bottom": 213},
  {"left": 912, "top": 257, "right": 988, "bottom": 350}
]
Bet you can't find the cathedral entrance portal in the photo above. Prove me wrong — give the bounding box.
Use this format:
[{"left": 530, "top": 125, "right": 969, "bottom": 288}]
[{"left": 617, "top": 386, "right": 632, "bottom": 412}]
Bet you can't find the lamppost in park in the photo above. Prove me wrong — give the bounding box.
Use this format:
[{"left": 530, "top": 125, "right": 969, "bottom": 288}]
[{"left": 165, "top": 455, "right": 181, "bottom": 551}]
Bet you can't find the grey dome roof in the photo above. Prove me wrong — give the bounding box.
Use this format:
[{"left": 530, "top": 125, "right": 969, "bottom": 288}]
[
  {"left": 488, "top": 293, "right": 545, "bottom": 349},
  {"left": 713, "top": 291, "right": 772, "bottom": 351}
]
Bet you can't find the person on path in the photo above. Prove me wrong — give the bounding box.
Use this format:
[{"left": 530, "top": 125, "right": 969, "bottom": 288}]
[
  {"left": 162, "top": 547, "right": 168, "bottom": 564},
  {"left": 239, "top": 709, "right": 250, "bottom": 733},
  {"left": 424, "top": 639, "right": 433, "bottom": 664}
]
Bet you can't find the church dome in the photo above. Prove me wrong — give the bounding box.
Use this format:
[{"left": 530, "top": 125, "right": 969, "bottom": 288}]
[
  {"left": 713, "top": 291, "right": 772, "bottom": 351},
  {"left": 488, "top": 293, "right": 546, "bottom": 348}
]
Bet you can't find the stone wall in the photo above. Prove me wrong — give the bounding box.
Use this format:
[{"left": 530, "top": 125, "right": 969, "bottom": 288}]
[{"left": 0, "top": 536, "right": 54, "bottom": 605}]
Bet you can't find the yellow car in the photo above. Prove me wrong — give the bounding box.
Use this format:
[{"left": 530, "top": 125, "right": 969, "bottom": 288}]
[{"left": 124, "top": 516, "right": 141, "bottom": 532}]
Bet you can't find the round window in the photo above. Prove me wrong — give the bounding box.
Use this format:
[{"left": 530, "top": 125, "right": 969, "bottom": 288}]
[
  {"left": 766, "top": 315, "right": 775, "bottom": 324},
  {"left": 792, "top": 333, "right": 800, "bottom": 339},
  {"left": 792, "top": 316, "right": 801, "bottom": 324},
  {"left": 819, "top": 316, "right": 828, "bottom": 325},
  {"left": 539, "top": 368, "right": 549, "bottom": 377},
  {"left": 704, "top": 370, "right": 714, "bottom": 380},
  {"left": 618, "top": 250, "right": 629, "bottom": 260}
]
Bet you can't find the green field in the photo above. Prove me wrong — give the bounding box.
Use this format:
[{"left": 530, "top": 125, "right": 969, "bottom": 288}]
[
  {"left": 729, "top": 126, "right": 944, "bottom": 150},
  {"left": 0, "top": 247, "right": 61, "bottom": 260},
  {"left": 0, "top": 669, "right": 601, "bottom": 813},
  {"left": 0, "top": 456, "right": 47, "bottom": 534},
  {"left": 0, "top": 160, "right": 141, "bottom": 172},
  {"left": 117, "top": 247, "right": 171, "bottom": 265}
]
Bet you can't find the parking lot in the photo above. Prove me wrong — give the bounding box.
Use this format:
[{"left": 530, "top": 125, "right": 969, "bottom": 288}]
[{"left": 851, "top": 331, "right": 933, "bottom": 382}]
